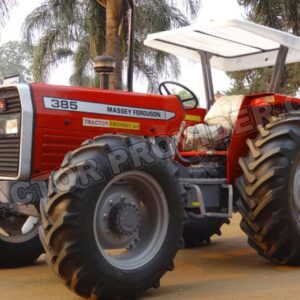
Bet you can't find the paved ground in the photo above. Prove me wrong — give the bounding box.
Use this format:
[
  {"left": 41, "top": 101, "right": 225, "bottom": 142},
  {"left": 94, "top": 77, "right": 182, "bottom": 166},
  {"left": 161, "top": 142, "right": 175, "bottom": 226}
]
[{"left": 1, "top": 215, "right": 300, "bottom": 300}]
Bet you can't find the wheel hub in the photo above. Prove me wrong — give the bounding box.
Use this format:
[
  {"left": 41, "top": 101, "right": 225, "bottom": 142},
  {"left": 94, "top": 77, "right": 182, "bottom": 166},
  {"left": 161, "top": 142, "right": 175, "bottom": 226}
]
[
  {"left": 108, "top": 202, "right": 140, "bottom": 236},
  {"left": 94, "top": 171, "right": 169, "bottom": 270}
]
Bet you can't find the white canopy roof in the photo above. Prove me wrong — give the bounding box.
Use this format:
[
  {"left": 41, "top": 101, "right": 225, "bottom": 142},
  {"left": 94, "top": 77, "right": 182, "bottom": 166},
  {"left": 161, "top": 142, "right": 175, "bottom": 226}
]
[{"left": 144, "top": 19, "right": 300, "bottom": 72}]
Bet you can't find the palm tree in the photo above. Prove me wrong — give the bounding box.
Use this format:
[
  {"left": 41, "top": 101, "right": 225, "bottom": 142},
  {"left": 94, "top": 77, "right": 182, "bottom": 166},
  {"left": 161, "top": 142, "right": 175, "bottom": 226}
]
[
  {"left": 238, "top": 0, "right": 300, "bottom": 34},
  {"left": 227, "top": 0, "right": 300, "bottom": 96},
  {"left": 23, "top": 0, "right": 200, "bottom": 91},
  {"left": 0, "top": 0, "right": 16, "bottom": 28},
  {"left": 23, "top": 0, "right": 105, "bottom": 85}
]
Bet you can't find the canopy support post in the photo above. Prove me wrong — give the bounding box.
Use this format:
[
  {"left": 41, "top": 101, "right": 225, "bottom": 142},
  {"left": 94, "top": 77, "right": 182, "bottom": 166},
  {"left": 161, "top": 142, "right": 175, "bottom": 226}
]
[
  {"left": 268, "top": 45, "right": 288, "bottom": 93},
  {"left": 199, "top": 51, "right": 214, "bottom": 109}
]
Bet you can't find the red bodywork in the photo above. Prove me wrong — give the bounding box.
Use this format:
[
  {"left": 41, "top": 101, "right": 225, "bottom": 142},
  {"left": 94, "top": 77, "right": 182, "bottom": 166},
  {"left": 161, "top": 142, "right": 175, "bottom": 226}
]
[
  {"left": 228, "top": 93, "right": 300, "bottom": 182},
  {"left": 31, "top": 83, "right": 185, "bottom": 178},
  {"left": 30, "top": 83, "right": 300, "bottom": 183}
]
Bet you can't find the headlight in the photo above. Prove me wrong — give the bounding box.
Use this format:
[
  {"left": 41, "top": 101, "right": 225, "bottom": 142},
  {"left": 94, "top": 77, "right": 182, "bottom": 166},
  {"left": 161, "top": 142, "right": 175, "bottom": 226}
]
[
  {"left": 6, "top": 118, "right": 19, "bottom": 134},
  {"left": 0, "top": 114, "right": 20, "bottom": 135}
]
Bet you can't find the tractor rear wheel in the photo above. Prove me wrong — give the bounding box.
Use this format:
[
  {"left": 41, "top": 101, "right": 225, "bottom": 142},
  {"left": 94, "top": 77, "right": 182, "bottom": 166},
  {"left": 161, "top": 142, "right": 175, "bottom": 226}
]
[
  {"left": 236, "top": 113, "right": 300, "bottom": 265},
  {"left": 40, "top": 135, "right": 183, "bottom": 299},
  {"left": 183, "top": 212, "right": 229, "bottom": 247}
]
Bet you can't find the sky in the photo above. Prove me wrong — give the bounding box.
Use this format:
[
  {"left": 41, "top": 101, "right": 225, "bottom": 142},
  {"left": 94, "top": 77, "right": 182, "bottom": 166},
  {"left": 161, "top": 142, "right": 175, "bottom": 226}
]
[{"left": 0, "top": 0, "right": 245, "bottom": 103}]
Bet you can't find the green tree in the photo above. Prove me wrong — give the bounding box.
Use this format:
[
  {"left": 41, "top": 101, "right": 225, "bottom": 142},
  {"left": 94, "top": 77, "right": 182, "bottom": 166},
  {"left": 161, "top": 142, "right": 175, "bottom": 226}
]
[
  {"left": 239, "top": 0, "right": 300, "bottom": 33},
  {"left": 0, "top": 0, "right": 16, "bottom": 28},
  {"left": 22, "top": 0, "right": 200, "bottom": 91},
  {"left": 0, "top": 41, "right": 33, "bottom": 83},
  {"left": 227, "top": 0, "right": 300, "bottom": 96}
]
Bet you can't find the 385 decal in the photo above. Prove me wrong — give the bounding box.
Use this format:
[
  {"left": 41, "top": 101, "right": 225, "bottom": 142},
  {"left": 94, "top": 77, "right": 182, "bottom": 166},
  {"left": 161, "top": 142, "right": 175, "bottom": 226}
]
[
  {"left": 43, "top": 96, "right": 175, "bottom": 120},
  {"left": 48, "top": 98, "right": 78, "bottom": 111}
]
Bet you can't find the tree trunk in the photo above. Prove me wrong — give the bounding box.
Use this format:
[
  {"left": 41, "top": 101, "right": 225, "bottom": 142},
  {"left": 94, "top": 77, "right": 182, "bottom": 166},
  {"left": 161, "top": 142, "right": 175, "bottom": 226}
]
[
  {"left": 96, "top": 0, "right": 107, "bottom": 7},
  {"left": 105, "top": 0, "right": 124, "bottom": 90}
]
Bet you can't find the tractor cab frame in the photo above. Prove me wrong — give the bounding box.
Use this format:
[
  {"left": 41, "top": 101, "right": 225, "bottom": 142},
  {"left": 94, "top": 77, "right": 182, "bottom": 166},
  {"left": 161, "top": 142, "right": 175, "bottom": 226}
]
[
  {"left": 144, "top": 19, "right": 300, "bottom": 108},
  {"left": 143, "top": 19, "right": 300, "bottom": 221}
]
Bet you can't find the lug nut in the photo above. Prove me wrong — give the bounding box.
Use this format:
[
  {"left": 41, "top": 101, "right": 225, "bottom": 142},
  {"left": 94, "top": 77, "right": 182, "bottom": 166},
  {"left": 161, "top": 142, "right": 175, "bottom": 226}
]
[{"left": 128, "top": 244, "right": 134, "bottom": 250}]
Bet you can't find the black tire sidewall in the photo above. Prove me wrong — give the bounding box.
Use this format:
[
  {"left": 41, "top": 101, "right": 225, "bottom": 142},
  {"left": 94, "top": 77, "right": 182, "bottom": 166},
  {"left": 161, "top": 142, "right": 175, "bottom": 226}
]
[
  {"left": 237, "top": 117, "right": 300, "bottom": 264},
  {"left": 73, "top": 156, "right": 182, "bottom": 285},
  {"left": 0, "top": 232, "right": 43, "bottom": 267}
]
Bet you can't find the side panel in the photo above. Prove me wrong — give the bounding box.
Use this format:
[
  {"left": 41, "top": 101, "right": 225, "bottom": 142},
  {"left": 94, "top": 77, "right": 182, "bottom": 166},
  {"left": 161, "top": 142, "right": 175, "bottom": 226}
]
[
  {"left": 32, "top": 128, "right": 93, "bottom": 177},
  {"left": 227, "top": 93, "right": 300, "bottom": 183},
  {"left": 30, "top": 83, "right": 185, "bottom": 178},
  {"left": 183, "top": 107, "right": 207, "bottom": 126}
]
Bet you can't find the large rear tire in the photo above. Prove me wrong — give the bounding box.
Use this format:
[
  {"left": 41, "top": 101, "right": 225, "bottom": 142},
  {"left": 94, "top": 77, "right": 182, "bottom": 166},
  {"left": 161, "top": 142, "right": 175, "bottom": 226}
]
[
  {"left": 40, "top": 135, "right": 183, "bottom": 299},
  {"left": 236, "top": 113, "right": 300, "bottom": 265}
]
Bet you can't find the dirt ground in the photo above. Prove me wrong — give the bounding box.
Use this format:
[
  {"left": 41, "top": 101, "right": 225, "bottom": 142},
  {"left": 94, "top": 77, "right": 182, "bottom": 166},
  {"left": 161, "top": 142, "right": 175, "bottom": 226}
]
[{"left": 1, "top": 214, "right": 300, "bottom": 300}]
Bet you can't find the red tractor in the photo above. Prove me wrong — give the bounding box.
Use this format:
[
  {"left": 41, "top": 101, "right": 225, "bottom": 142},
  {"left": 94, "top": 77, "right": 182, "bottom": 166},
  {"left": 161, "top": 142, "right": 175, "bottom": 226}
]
[{"left": 1, "top": 16, "right": 300, "bottom": 299}]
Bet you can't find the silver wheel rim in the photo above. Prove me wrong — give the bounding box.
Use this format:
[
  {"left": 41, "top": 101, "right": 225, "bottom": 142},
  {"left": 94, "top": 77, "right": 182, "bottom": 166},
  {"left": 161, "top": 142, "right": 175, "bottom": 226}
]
[
  {"left": 0, "top": 216, "right": 39, "bottom": 243},
  {"left": 293, "top": 161, "right": 300, "bottom": 221},
  {"left": 93, "top": 170, "right": 169, "bottom": 270}
]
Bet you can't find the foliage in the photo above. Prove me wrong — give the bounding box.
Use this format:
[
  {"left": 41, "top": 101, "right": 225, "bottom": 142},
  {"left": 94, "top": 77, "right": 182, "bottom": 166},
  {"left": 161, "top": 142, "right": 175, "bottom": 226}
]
[
  {"left": 0, "top": 0, "right": 16, "bottom": 27},
  {"left": 176, "top": 89, "right": 191, "bottom": 99},
  {"left": 238, "top": 0, "right": 300, "bottom": 33},
  {"left": 0, "top": 41, "right": 33, "bottom": 83},
  {"left": 170, "top": 88, "right": 197, "bottom": 108},
  {"left": 23, "top": 0, "right": 201, "bottom": 91},
  {"left": 227, "top": 0, "right": 300, "bottom": 96}
]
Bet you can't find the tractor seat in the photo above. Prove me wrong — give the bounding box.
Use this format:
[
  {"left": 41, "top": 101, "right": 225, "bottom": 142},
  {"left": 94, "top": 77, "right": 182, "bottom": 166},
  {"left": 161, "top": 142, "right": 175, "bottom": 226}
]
[{"left": 184, "top": 95, "right": 244, "bottom": 151}]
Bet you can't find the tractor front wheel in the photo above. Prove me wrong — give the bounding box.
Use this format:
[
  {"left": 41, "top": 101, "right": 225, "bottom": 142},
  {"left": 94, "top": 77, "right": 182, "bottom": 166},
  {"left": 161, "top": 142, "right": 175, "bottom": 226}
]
[
  {"left": 236, "top": 113, "right": 300, "bottom": 265},
  {"left": 0, "top": 215, "right": 43, "bottom": 267},
  {"left": 40, "top": 135, "right": 183, "bottom": 299}
]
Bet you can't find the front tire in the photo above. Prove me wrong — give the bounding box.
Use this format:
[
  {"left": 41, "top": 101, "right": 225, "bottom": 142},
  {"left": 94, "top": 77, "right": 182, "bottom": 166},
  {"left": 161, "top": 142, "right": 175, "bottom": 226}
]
[
  {"left": 40, "top": 135, "right": 183, "bottom": 299},
  {"left": 0, "top": 215, "right": 43, "bottom": 268},
  {"left": 236, "top": 113, "right": 300, "bottom": 265}
]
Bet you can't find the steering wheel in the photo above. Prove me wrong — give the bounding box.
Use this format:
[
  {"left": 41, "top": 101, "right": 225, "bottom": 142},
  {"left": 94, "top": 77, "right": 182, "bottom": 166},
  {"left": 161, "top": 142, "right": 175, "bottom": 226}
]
[{"left": 158, "top": 81, "right": 199, "bottom": 110}]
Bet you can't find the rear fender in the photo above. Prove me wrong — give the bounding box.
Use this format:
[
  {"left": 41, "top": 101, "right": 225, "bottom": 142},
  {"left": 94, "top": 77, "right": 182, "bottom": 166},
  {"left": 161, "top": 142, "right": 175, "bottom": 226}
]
[{"left": 227, "top": 93, "right": 300, "bottom": 183}]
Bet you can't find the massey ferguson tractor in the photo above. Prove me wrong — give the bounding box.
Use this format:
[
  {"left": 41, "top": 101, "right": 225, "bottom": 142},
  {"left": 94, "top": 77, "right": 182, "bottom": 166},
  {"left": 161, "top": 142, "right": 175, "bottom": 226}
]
[{"left": 2, "top": 13, "right": 300, "bottom": 299}]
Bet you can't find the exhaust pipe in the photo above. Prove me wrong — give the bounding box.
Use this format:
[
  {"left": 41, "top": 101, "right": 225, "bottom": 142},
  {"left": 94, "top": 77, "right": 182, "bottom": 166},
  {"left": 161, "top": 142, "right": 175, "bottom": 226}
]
[
  {"left": 94, "top": 0, "right": 135, "bottom": 91},
  {"left": 94, "top": 55, "right": 116, "bottom": 90}
]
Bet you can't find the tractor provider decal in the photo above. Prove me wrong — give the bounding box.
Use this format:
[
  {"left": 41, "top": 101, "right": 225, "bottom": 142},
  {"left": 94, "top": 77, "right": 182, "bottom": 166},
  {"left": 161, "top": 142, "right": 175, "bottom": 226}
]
[
  {"left": 43, "top": 97, "right": 175, "bottom": 120},
  {"left": 83, "top": 117, "right": 140, "bottom": 130}
]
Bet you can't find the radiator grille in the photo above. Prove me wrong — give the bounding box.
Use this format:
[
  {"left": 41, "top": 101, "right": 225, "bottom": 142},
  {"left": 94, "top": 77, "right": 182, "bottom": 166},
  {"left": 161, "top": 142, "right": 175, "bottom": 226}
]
[
  {"left": 0, "top": 88, "right": 21, "bottom": 114},
  {"left": 0, "top": 137, "right": 20, "bottom": 177},
  {"left": 0, "top": 87, "right": 21, "bottom": 177}
]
